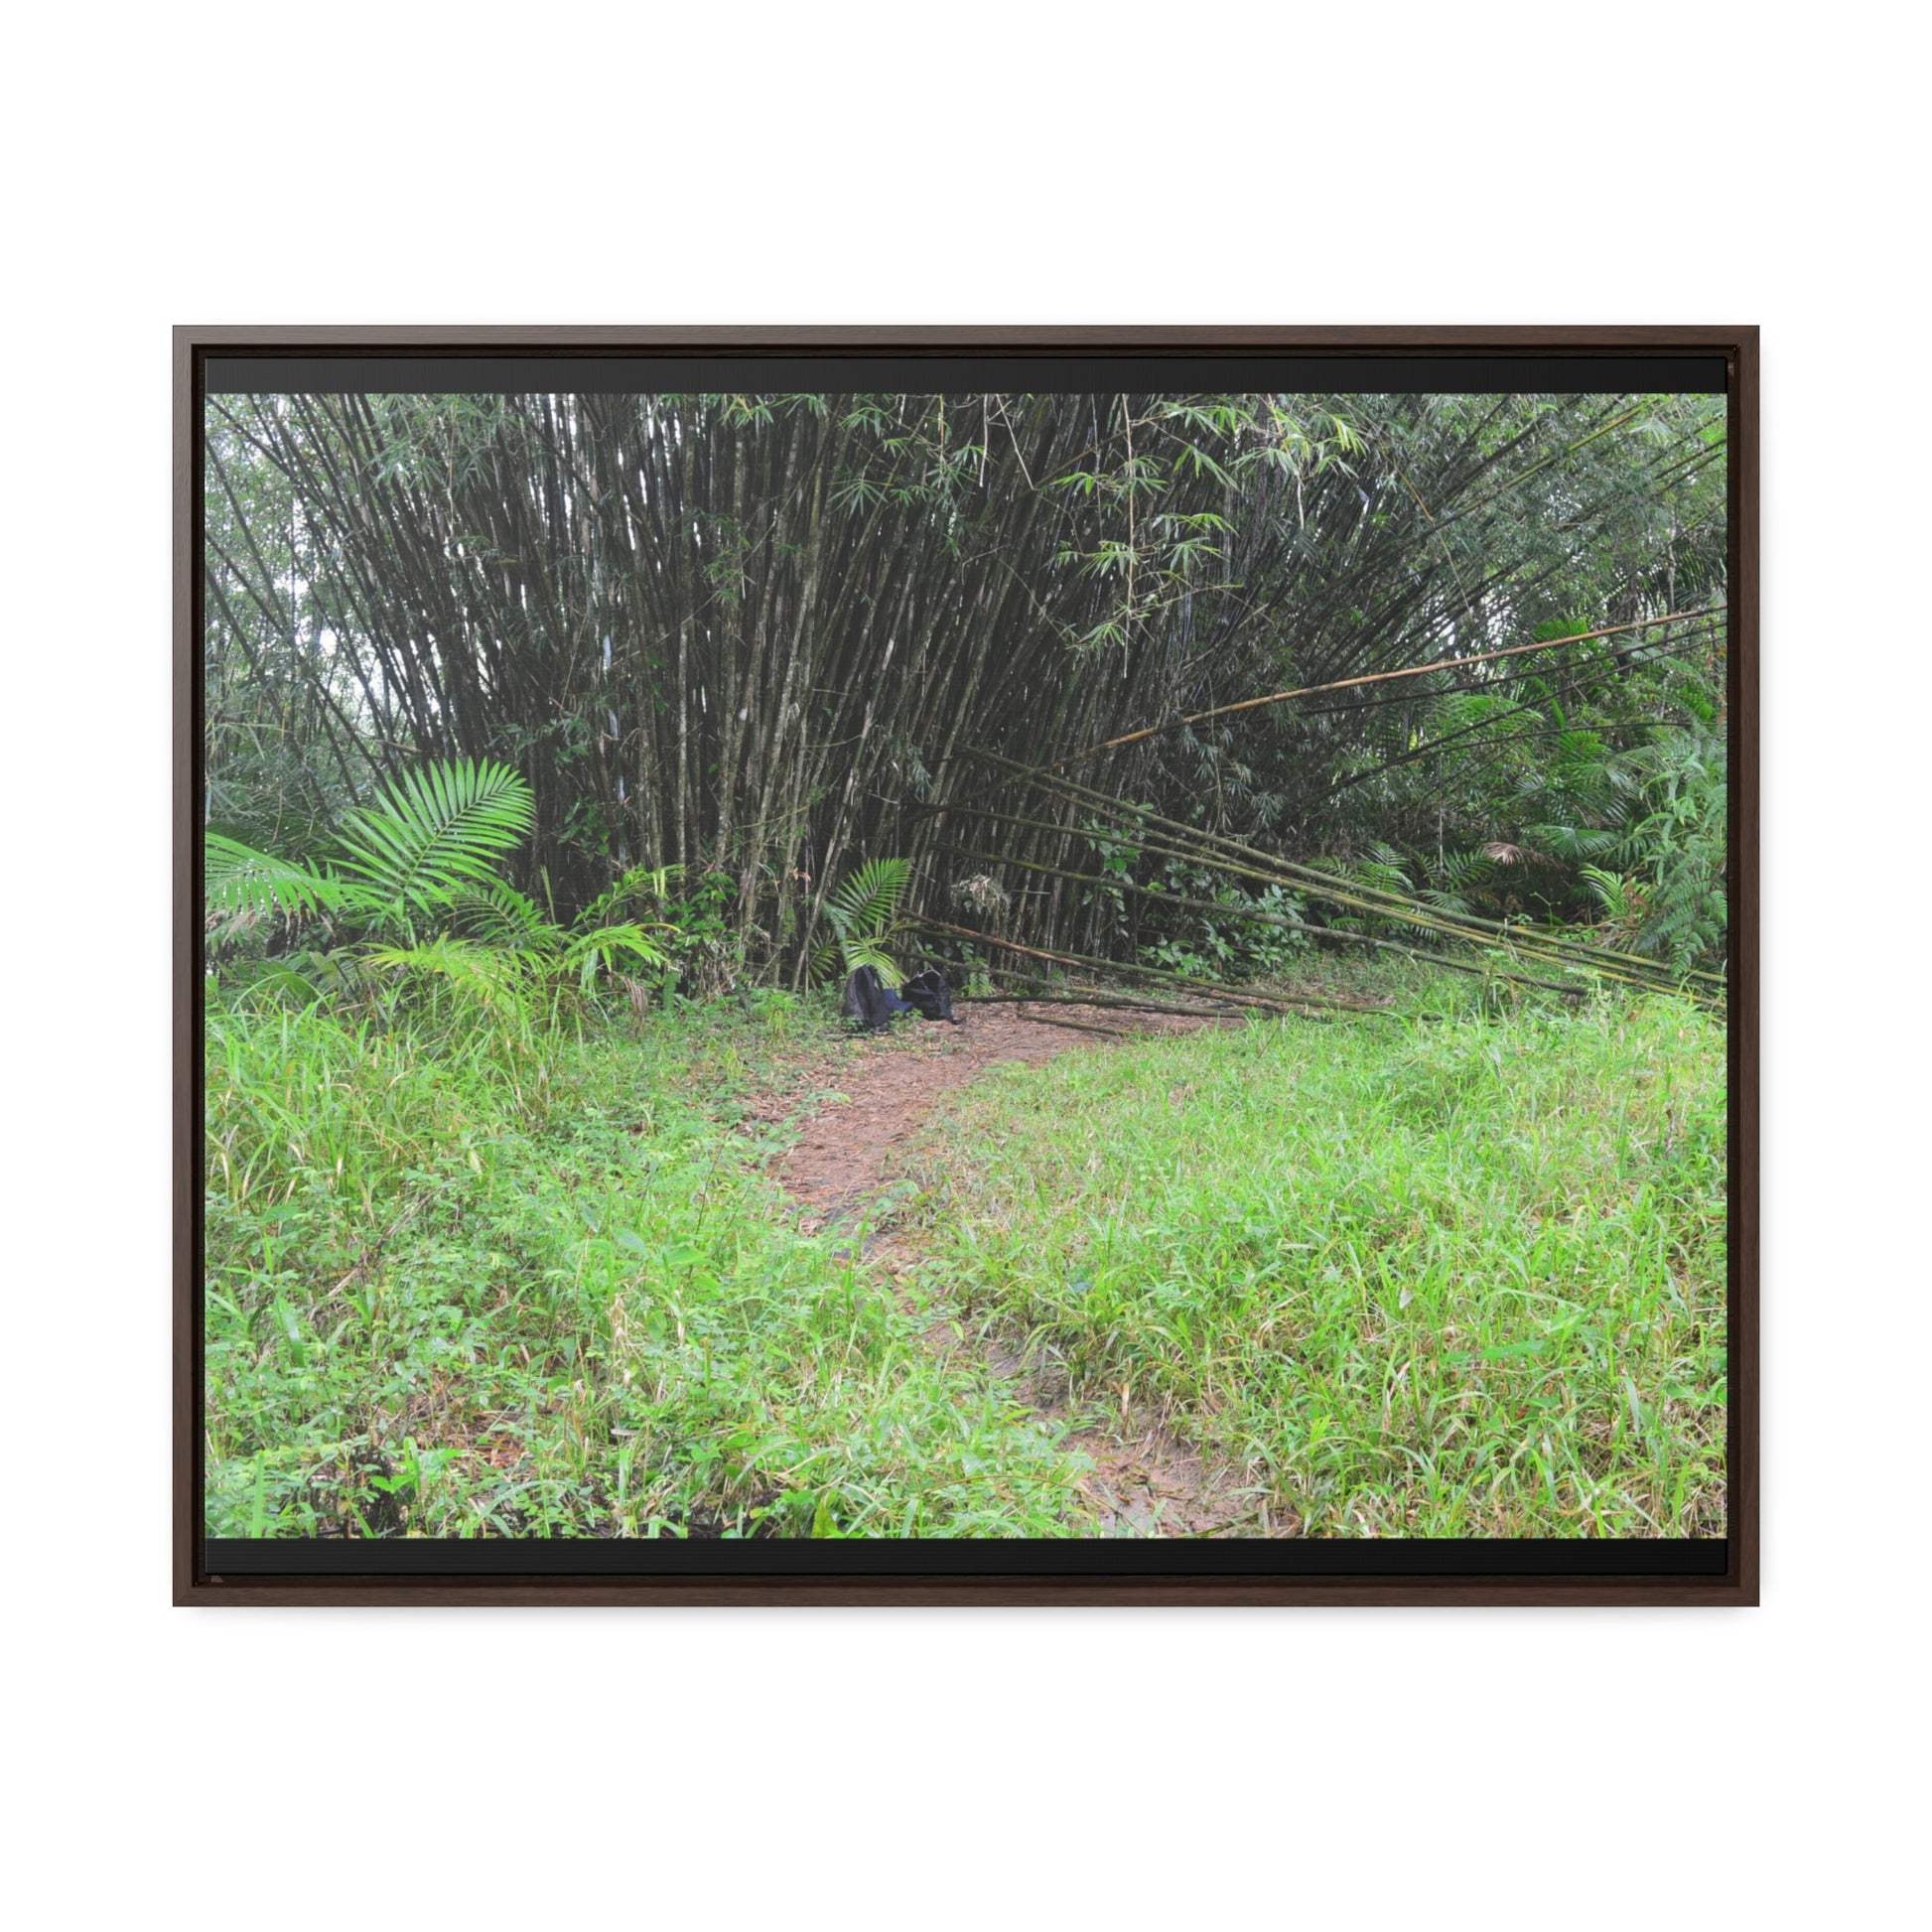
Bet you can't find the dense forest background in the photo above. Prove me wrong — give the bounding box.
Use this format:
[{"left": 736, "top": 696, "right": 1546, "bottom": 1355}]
[{"left": 204, "top": 388, "right": 1727, "bottom": 986}]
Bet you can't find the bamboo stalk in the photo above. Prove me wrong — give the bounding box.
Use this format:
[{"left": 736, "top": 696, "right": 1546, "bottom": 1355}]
[
  {"left": 1053, "top": 602, "right": 1728, "bottom": 766},
  {"left": 208, "top": 387, "right": 1727, "bottom": 993}
]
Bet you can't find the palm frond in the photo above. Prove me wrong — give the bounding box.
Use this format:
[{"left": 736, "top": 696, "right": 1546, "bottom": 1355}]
[
  {"left": 562, "top": 923, "right": 672, "bottom": 992},
  {"left": 821, "top": 858, "right": 913, "bottom": 987},
  {"left": 1580, "top": 866, "right": 1640, "bottom": 923},
  {"left": 839, "top": 940, "right": 905, "bottom": 989},
  {"left": 205, "top": 833, "right": 358, "bottom": 925},
  {"left": 333, "top": 759, "right": 535, "bottom": 913},
  {"left": 825, "top": 857, "right": 911, "bottom": 940},
  {"left": 453, "top": 880, "right": 552, "bottom": 950},
  {"left": 362, "top": 936, "right": 539, "bottom": 1025},
  {"left": 578, "top": 863, "right": 680, "bottom": 933}
]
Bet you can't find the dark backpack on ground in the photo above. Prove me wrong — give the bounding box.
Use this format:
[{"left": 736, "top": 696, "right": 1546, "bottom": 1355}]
[
  {"left": 841, "top": 964, "right": 915, "bottom": 1033},
  {"left": 839, "top": 965, "right": 959, "bottom": 1032},
  {"left": 897, "top": 967, "right": 958, "bottom": 1025}
]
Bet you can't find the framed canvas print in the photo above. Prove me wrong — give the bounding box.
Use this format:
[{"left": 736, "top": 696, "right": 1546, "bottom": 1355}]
[{"left": 175, "top": 327, "right": 1756, "bottom": 1603}]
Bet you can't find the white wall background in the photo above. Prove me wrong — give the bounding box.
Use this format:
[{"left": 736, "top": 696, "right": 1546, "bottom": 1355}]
[{"left": 3, "top": 3, "right": 1922, "bottom": 1924}]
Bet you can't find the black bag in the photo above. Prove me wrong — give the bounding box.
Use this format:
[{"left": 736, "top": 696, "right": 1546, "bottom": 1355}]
[
  {"left": 840, "top": 965, "right": 915, "bottom": 1033},
  {"left": 839, "top": 965, "right": 959, "bottom": 1032},
  {"left": 898, "top": 967, "right": 959, "bottom": 1025}
]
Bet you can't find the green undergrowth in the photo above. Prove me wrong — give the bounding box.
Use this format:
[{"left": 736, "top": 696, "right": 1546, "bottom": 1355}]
[
  {"left": 205, "top": 991, "right": 1078, "bottom": 1538},
  {"left": 903, "top": 981, "right": 1726, "bottom": 1536},
  {"left": 207, "top": 967, "right": 1726, "bottom": 1541}
]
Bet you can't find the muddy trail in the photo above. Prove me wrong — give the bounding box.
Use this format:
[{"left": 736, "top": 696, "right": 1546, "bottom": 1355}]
[{"left": 764, "top": 1001, "right": 1266, "bottom": 1538}]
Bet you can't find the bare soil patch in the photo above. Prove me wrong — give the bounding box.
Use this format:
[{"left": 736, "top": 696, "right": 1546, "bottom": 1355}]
[{"left": 774, "top": 1003, "right": 1141, "bottom": 1221}]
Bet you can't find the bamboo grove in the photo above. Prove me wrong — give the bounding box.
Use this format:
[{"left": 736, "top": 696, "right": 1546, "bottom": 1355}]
[{"left": 205, "top": 386, "right": 1728, "bottom": 989}]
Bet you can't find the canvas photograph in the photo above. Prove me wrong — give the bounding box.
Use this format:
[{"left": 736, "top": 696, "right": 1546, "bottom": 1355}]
[{"left": 187, "top": 339, "right": 1743, "bottom": 1589}]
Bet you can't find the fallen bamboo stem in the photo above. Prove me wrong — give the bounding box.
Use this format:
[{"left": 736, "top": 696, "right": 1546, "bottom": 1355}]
[
  {"left": 960, "top": 988, "right": 1248, "bottom": 1020},
  {"left": 965, "top": 750, "right": 1722, "bottom": 999},
  {"left": 1010, "top": 1010, "right": 1134, "bottom": 1038},
  {"left": 1052, "top": 604, "right": 1728, "bottom": 766},
  {"left": 983, "top": 749, "right": 1613, "bottom": 942},
  {"left": 1042, "top": 772, "right": 1723, "bottom": 989},
  {"left": 936, "top": 798, "right": 1678, "bottom": 1000},
  {"left": 937, "top": 841, "right": 1588, "bottom": 1000},
  {"left": 910, "top": 916, "right": 1393, "bottom": 1017}
]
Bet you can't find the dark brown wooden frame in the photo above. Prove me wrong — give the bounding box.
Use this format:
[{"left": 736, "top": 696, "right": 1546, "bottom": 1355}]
[{"left": 174, "top": 326, "right": 1758, "bottom": 1605}]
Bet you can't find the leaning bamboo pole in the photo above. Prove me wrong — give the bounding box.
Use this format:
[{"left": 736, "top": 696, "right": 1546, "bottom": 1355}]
[
  {"left": 936, "top": 840, "right": 1589, "bottom": 999},
  {"left": 944, "top": 769, "right": 1691, "bottom": 1002},
  {"left": 962, "top": 748, "right": 1723, "bottom": 1005},
  {"left": 981, "top": 748, "right": 1684, "bottom": 966},
  {"left": 1056, "top": 604, "right": 1728, "bottom": 766}
]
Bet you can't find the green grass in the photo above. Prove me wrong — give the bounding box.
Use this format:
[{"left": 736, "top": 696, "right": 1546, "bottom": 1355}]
[
  {"left": 205, "top": 990, "right": 1080, "bottom": 1538},
  {"left": 207, "top": 968, "right": 1725, "bottom": 1540},
  {"left": 902, "top": 981, "right": 1726, "bottom": 1537}
]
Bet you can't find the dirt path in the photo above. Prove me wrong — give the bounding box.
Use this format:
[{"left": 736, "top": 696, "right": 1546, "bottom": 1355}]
[
  {"left": 775, "top": 1004, "right": 1122, "bottom": 1222},
  {"left": 767, "top": 1002, "right": 1262, "bottom": 1537}
]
